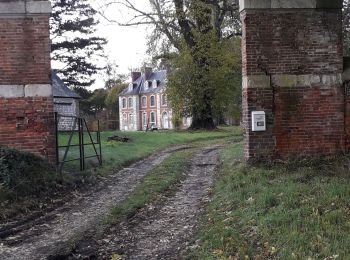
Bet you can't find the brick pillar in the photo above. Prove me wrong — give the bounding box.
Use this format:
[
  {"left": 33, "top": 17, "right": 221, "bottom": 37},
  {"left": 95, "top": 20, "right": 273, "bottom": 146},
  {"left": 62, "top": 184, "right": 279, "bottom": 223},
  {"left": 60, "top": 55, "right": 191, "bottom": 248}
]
[
  {"left": 0, "top": 0, "right": 56, "bottom": 163},
  {"left": 241, "top": 0, "right": 344, "bottom": 160}
]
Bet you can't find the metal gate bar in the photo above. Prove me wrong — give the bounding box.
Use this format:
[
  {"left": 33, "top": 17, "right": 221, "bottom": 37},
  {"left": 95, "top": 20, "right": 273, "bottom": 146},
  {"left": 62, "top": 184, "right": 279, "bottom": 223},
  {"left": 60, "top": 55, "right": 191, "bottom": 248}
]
[{"left": 55, "top": 112, "right": 103, "bottom": 173}]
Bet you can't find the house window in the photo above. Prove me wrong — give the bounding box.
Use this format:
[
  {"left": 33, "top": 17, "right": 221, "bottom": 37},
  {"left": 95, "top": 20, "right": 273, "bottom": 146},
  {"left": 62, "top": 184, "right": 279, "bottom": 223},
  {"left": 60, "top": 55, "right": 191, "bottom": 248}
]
[
  {"left": 128, "top": 97, "right": 133, "bottom": 108},
  {"left": 150, "top": 96, "right": 155, "bottom": 107},
  {"left": 144, "top": 81, "right": 152, "bottom": 89},
  {"left": 143, "top": 113, "right": 147, "bottom": 126},
  {"left": 129, "top": 114, "right": 134, "bottom": 126},
  {"left": 150, "top": 112, "right": 156, "bottom": 126},
  {"left": 123, "top": 113, "right": 127, "bottom": 124},
  {"left": 142, "top": 96, "right": 147, "bottom": 107},
  {"left": 162, "top": 94, "right": 167, "bottom": 106},
  {"left": 122, "top": 98, "right": 126, "bottom": 108},
  {"left": 152, "top": 80, "right": 157, "bottom": 88},
  {"left": 162, "top": 111, "right": 169, "bottom": 129}
]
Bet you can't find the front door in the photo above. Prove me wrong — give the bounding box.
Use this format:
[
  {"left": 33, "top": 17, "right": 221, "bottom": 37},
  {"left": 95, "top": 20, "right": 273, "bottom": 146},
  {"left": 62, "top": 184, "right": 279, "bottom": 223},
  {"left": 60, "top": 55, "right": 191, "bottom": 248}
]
[{"left": 163, "top": 112, "right": 169, "bottom": 129}]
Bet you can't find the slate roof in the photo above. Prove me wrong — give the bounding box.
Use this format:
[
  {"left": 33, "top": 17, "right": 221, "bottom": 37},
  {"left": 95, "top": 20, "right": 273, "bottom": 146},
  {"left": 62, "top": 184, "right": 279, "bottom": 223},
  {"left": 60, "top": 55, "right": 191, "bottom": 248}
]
[
  {"left": 52, "top": 71, "right": 81, "bottom": 99},
  {"left": 119, "top": 70, "right": 167, "bottom": 97}
]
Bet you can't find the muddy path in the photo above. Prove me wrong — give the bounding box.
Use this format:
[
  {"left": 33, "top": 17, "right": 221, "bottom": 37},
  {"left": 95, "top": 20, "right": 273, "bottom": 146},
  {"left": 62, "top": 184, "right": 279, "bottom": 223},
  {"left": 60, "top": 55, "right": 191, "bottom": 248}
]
[
  {"left": 74, "top": 144, "right": 223, "bottom": 260},
  {"left": 0, "top": 145, "right": 191, "bottom": 260}
]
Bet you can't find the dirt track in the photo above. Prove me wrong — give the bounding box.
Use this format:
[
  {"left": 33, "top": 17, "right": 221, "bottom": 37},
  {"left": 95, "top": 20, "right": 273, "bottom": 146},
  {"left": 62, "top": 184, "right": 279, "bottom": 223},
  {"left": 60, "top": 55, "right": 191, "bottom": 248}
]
[
  {"left": 0, "top": 144, "right": 222, "bottom": 260},
  {"left": 94, "top": 145, "right": 221, "bottom": 259}
]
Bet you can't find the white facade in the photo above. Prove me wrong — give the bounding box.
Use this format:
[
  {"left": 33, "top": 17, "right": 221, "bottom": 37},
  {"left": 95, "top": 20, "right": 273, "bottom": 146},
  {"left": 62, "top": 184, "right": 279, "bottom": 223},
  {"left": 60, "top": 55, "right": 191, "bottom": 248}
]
[
  {"left": 119, "top": 95, "right": 141, "bottom": 131},
  {"left": 119, "top": 69, "right": 181, "bottom": 132}
]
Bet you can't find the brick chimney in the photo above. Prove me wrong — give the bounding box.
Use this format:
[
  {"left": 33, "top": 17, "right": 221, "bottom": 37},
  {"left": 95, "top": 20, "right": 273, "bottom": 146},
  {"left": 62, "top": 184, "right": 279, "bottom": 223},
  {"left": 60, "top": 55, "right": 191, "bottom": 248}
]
[
  {"left": 241, "top": 0, "right": 344, "bottom": 160},
  {"left": 131, "top": 72, "right": 141, "bottom": 82},
  {"left": 143, "top": 67, "right": 153, "bottom": 80},
  {"left": 0, "top": 0, "right": 56, "bottom": 162}
]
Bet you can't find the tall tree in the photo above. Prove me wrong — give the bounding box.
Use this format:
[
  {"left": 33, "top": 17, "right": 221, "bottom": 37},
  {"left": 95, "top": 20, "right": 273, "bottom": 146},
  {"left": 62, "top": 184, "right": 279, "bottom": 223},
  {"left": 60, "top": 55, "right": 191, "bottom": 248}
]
[
  {"left": 105, "top": 84, "right": 127, "bottom": 117},
  {"left": 168, "top": 36, "right": 241, "bottom": 128},
  {"left": 51, "top": 0, "right": 107, "bottom": 88},
  {"left": 100, "top": 0, "right": 241, "bottom": 129}
]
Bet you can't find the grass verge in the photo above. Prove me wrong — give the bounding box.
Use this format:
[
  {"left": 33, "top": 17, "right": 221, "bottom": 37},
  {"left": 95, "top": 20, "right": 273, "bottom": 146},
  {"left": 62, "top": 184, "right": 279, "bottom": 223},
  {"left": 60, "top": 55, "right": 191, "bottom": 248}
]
[
  {"left": 191, "top": 143, "right": 350, "bottom": 259},
  {"left": 105, "top": 147, "right": 195, "bottom": 225}
]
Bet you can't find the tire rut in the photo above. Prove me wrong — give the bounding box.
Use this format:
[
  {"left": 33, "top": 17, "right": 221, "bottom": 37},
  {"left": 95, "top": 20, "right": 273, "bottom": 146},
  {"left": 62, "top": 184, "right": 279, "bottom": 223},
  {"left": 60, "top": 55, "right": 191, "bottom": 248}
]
[
  {"left": 95, "top": 144, "right": 223, "bottom": 259},
  {"left": 0, "top": 145, "right": 191, "bottom": 260}
]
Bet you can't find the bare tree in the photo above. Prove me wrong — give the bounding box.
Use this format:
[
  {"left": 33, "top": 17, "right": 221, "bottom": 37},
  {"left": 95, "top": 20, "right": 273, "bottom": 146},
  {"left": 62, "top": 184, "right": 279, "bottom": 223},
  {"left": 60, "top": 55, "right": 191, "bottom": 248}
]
[
  {"left": 97, "top": 0, "right": 240, "bottom": 52},
  {"left": 98, "top": 0, "right": 241, "bottom": 129}
]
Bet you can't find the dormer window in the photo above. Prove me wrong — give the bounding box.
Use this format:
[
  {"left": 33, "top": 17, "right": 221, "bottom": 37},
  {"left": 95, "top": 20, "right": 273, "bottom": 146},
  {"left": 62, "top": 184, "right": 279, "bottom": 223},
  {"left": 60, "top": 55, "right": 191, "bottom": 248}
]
[
  {"left": 148, "top": 81, "right": 152, "bottom": 88},
  {"left": 128, "top": 83, "right": 133, "bottom": 92},
  {"left": 152, "top": 80, "right": 157, "bottom": 88},
  {"left": 144, "top": 81, "right": 149, "bottom": 90}
]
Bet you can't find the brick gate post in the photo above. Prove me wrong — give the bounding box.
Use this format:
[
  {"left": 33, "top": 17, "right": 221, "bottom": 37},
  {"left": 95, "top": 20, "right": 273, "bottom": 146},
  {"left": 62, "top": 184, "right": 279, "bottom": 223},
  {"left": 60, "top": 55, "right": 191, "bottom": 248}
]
[
  {"left": 0, "top": 0, "right": 56, "bottom": 163},
  {"left": 240, "top": 0, "right": 344, "bottom": 160}
]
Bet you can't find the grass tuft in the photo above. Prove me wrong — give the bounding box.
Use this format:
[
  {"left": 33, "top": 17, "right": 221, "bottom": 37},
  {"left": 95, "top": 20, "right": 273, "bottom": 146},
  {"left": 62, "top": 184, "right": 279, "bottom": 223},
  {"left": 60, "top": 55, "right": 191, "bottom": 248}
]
[
  {"left": 191, "top": 143, "right": 350, "bottom": 259},
  {"left": 106, "top": 148, "right": 195, "bottom": 225}
]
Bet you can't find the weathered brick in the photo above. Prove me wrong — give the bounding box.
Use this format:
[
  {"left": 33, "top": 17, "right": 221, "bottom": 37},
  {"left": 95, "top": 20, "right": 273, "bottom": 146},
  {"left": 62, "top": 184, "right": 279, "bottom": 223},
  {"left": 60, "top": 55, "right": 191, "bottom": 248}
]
[
  {"left": 0, "top": 1, "right": 55, "bottom": 163},
  {"left": 241, "top": 7, "right": 345, "bottom": 160}
]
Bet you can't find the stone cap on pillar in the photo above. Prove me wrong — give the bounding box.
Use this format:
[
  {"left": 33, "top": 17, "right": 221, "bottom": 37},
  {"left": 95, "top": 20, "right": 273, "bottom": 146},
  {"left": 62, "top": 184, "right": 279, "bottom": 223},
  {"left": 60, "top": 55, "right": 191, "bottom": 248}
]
[
  {"left": 239, "top": 0, "right": 342, "bottom": 12},
  {"left": 0, "top": 1, "right": 51, "bottom": 15}
]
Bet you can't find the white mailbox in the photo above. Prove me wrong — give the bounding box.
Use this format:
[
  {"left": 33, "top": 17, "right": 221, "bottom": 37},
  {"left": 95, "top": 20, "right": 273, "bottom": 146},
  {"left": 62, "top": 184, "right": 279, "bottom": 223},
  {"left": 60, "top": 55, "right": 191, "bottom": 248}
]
[{"left": 252, "top": 111, "right": 266, "bottom": 131}]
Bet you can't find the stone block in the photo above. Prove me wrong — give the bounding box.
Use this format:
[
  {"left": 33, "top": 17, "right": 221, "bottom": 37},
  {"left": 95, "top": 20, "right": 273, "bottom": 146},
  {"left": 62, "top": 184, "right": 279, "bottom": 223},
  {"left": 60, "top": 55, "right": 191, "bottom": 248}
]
[
  {"left": 239, "top": 0, "right": 270, "bottom": 12},
  {"left": 272, "top": 75, "right": 298, "bottom": 88},
  {"left": 0, "top": 85, "right": 24, "bottom": 98},
  {"left": 0, "top": 1, "right": 51, "bottom": 15},
  {"left": 25, "top": 84, "right": 52, "bottom": 97},
  {"left": 239, "top": 0, "right": 341, "bottom": 11},
  {"left": 0, "top": 2, "right": 25, "bottom": 14},
  {"left": 26, "top": 1, "right": 52, "bottom": 14},
  {"left": 272, "top": 74, "right": 342, "bottom": 88},
  {"left": 242, "top": 75, "right": 271, "bottom": 89},
  {"left": 271, "top": 0, "right": 316, "bottom": 9}
]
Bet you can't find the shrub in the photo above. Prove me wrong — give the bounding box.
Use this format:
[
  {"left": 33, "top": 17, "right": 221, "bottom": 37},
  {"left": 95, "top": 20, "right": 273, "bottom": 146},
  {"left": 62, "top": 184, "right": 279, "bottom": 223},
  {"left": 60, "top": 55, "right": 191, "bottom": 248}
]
[{"left": 0, "top": 146, "right": 58, "bottom": 199}]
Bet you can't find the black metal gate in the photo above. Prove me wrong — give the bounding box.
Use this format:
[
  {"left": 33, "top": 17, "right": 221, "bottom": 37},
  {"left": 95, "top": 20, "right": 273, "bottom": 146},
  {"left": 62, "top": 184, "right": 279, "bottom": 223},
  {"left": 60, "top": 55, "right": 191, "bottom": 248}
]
[{"left": 54, "top": 112, "right": 102, "bottom": 173}]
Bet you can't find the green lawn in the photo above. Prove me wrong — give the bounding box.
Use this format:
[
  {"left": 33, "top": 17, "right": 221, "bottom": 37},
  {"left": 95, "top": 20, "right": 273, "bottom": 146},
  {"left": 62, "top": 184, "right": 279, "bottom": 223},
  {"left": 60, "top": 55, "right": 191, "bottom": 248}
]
[
  {"left": 191, "top": 143, "right": 350, "bottom": 259},
  {"left": 58, "top": 127, "right": 242, "bottom": 173}
]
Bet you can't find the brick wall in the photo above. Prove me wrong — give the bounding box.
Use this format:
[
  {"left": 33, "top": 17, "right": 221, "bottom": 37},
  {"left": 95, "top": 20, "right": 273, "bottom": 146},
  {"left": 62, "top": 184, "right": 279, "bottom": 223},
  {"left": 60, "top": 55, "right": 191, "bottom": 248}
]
[
  {"left": 0, "top": 1, "right": 55, "bottom": 163},
  {"left": 242, "top": 10, "right": 342, "bottom": 76},
  {"left": 0, "top": 16, "right": 51, "bottom": 84},
  {"left": 241, "top": 1, "right": 345, "bottom": 160},
  {"left": 0, "top": 97, "right": 56, "bottom": 161}
]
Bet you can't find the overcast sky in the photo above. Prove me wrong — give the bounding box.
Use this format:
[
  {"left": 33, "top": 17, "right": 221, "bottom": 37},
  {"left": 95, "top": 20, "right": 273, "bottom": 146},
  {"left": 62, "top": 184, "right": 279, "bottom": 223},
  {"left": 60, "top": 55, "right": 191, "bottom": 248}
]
[{"left": 91, "top": 1, "right": 152, "bottom": 89}]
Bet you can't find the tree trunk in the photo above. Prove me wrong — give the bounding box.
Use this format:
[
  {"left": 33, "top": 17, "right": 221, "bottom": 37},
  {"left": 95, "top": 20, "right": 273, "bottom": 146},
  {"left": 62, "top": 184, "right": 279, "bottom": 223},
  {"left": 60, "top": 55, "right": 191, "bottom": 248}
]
[
  {"left": 189, "top": 92, "right": 216, "bottom": 130},
  {"left": 189, "top": 117, "right": 216, "bottom": 130}
]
